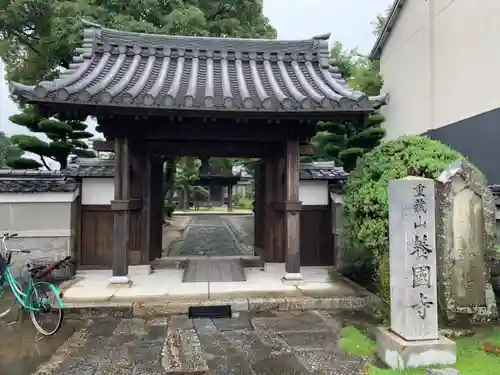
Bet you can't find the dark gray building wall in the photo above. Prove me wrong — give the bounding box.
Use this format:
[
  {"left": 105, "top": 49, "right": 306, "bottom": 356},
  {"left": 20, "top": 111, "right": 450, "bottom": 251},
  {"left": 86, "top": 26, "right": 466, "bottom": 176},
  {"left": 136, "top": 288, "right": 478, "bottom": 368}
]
[{"left": 424, "top": 107, "right": 500, "bottom": 185}]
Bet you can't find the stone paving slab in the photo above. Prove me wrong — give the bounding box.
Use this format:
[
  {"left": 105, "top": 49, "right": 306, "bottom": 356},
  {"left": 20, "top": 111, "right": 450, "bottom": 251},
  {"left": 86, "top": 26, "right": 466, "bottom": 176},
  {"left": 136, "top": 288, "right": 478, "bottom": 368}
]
[
  {"left": 33, "top": 311, "right": 366, "bottom": 375},
  {"left": 170, "top": 215, "right": 251, "bottom": 257}
]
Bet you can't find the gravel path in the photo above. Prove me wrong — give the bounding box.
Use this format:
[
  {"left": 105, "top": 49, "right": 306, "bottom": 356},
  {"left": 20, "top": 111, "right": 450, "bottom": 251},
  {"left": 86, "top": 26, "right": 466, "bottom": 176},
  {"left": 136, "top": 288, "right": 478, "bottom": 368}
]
[{"left": 171, "top": 215, "right": 253, "bottom": 256}]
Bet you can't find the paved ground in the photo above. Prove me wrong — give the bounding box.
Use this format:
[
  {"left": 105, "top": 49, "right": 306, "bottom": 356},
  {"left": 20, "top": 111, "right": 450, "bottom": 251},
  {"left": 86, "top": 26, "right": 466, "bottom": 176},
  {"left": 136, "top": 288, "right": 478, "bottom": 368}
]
[
  {"left": 226, "top": 215, "right": 255, "bottom": 248},
  {"left": 33, "top": 310, "right": 365, "bottom": 375},
  {"left": 170, "top": 215, "right": 253, "bottom": 256}
]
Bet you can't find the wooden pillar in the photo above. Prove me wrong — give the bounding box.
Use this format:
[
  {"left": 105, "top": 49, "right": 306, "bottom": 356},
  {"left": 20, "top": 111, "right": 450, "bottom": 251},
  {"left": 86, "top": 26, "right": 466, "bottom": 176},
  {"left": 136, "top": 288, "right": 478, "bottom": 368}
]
[
  {"left": 284, "top": 140, "right": 302, "bottom": 278},
  {"left": 151, "top": 155, "right": 164, "bottom": 260},
  {"left": 253, "top": 161, "right": 266, "bottom": 254},
  {"left": 227, "top": 184, "right": 233, "bottom": 212},
  {"left": 264, "top": 158, "right": 276, "bottom": 261},
  {"left": 331, "top": 190, "right": 345, "bottom": 270},
  {"left": 139, "top": 153, "right": 153, "bottom": 264},
  {"left": 273, "top": 157, "right": 286, "bottom": 262},
  {"left": 110, "top": 137, "right": 131, "bottom": 283},
  {"left": 128, "top": 148, "right": 146, "bottom": 265}
]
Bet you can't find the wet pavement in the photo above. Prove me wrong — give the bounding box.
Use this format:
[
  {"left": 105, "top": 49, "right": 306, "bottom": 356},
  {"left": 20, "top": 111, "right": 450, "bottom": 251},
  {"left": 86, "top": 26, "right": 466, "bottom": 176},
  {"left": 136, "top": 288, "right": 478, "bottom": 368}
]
[
  {"left": 11, "top": 310, "right": 368, "bottom": 375},
  {"left": 0, "top": 315, "right": 83, "bottom": 375},
  {"left": 170, "top": 215, "right": 253, "bottom": 256}
]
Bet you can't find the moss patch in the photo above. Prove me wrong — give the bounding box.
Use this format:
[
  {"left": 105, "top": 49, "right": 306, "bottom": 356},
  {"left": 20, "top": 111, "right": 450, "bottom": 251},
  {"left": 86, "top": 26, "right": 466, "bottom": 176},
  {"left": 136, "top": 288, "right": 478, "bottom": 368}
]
[
  {"left": 340, "top": 326, "right": 377, "bottom": 358},
  {"left": 339, "top": 326, "right": 500, "bottom": 375}
]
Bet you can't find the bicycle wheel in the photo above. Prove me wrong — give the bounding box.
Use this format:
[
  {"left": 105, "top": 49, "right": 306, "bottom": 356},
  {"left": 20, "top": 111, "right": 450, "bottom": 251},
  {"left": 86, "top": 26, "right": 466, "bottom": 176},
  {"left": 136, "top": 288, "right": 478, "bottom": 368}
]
[
  {"left": 0, "top": 279, "right": 17, "bottom": 319},
  {"left": 28, "top": 281, "right": 63, "bottom": 336}
]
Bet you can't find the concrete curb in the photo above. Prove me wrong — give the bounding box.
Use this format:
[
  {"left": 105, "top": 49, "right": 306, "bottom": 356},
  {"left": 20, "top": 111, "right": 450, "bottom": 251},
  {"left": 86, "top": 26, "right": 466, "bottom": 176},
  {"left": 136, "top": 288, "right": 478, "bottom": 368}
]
[
  {"left": 331, "top": 271, "right": 383, "bottom": 313},
  {"left": 64, "top": 294, "right": 375, "bottom": 319}
]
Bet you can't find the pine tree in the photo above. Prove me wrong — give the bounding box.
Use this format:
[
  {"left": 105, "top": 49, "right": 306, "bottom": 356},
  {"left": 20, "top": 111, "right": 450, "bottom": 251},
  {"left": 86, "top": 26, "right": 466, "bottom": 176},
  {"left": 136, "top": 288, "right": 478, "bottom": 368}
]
[
  {"left": 8, "top": 107, "right": 95, "bottom": 170},
  {"left": 308, "top": 10, "right": 389, "bottom": 171}
]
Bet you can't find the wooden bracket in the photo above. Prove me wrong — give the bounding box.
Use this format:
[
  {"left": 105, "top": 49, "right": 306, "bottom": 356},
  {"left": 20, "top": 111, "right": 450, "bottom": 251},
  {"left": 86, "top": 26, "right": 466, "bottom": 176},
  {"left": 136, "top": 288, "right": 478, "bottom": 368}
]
[
  {"left": 272, "top": 201, "right": 302, "bottom": 211},
  {"left": 284, "top": 200, "right": 302, "bottom": 212},
  {"left": 111, "top": 199, "right": 142, "bottom": 211},
  {"left": 299, "top": 143, "right": 317, "bottom": 156}
]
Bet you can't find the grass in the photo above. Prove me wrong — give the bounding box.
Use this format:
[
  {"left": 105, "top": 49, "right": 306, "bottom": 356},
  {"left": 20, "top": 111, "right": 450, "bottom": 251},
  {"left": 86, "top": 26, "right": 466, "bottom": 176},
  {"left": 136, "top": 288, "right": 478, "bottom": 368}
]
[{"left": 339, "top": 325, "right": 500, "bottom": 375}]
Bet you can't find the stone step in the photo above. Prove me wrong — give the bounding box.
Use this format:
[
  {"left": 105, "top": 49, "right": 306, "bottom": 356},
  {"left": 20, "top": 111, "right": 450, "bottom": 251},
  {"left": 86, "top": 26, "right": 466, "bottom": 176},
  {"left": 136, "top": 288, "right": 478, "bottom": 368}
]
[
  {"left": 183, "top": 258, "right": 246, "bottom": 283},
  {"left": 162, "top": 327, "right": 209, "bottom": 374},
  {"left": 152, "top": 255, "right": 264, "bottom": 270}
]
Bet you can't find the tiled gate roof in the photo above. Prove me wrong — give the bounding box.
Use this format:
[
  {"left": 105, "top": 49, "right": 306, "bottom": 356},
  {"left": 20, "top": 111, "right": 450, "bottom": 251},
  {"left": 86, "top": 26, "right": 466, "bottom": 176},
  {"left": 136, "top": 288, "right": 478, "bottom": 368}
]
[{"left": 10, "top": 20, "right": 387, "bottom": 113}]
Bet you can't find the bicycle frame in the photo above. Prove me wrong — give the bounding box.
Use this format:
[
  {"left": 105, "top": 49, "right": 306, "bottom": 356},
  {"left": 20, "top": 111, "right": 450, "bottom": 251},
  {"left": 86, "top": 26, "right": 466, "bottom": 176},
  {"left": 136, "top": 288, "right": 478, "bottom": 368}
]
[{"left": 2, "top": 263, "right": 39, "bottom": 312}]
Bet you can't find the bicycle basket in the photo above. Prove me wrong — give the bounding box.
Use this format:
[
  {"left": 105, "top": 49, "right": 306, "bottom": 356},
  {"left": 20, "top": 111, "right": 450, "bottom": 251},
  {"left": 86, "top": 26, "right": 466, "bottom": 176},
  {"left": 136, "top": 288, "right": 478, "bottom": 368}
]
[{"left": 29, "top": 257, "right": 77, "bottom": 283}]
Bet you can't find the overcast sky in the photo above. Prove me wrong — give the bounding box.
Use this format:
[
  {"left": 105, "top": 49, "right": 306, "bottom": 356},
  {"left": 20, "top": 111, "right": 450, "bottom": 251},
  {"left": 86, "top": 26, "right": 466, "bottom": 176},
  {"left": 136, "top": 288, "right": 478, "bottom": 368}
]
[{"left": 0, "top": 0, "right": 393, "bottom": 138}]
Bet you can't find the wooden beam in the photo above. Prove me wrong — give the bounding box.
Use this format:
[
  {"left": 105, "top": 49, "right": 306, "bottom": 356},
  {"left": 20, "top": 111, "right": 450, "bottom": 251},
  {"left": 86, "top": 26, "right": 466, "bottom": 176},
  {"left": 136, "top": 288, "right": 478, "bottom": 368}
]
[
  {"left": 93, "top": 140, "right": 113, "bottom": 152},
  {"left": 99, "top": 118, "right": 317, "bottom": 141},
  {"left": 94, "top": 140, "right": 283, "bottom": 157},
  {"left": 96, "top": 140, "right": 317, "bottom": 157}
]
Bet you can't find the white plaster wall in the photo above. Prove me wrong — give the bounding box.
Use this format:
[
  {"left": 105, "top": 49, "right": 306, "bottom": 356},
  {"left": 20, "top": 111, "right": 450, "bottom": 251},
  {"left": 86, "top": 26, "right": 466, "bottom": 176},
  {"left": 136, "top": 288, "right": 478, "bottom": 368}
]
[
  {"left": 0, "top": 191, "right": 77, "bottom": 203},
  {"left": 380, "top": 0, "right": 500, "bottom": 139},
  {"left": 0, "top": 202, "right": 73, "bottom": 233},
  {"left": 379, "top": 0, "right": 430, "bottom": 139},
  {"left": 433, "top": 0, "right": 500, "bottom": 128},
  {"left": 299, "top": 180, "right": 328, "bottom": 206},
  {"left": 81, "top": 178, "right": 114, "bottom": 205}
]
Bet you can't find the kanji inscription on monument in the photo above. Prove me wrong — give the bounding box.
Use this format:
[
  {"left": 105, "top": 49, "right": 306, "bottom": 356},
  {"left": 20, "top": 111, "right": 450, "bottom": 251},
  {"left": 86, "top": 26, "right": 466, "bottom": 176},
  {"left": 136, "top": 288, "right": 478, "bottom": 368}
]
[{"left": 388, "top": 177, "right": 438, "bottom": 341}]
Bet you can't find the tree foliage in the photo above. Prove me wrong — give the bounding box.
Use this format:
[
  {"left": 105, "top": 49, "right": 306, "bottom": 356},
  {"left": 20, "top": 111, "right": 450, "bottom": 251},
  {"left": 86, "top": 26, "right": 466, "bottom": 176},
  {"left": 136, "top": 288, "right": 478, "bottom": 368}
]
[
  {"left": 1, "top": 0, "right": 276, "bottom": 180},
  {"left": 0, "top": 132, "right": 22, "bottom": 167},
  {"left": 0, "top": 0, "right": 276, "bottom": 85},
  {"left": 308, "top": 43, "right": 384, "bottom": 171},
  {"left": 7, "top": 107, "right": 95, "bottom": 170},
  {"left": 306, "top": 9, "right": 389, "bottom": 171},
  {"left": 343, "top": 136, "right": 465, "bottom": 274}
]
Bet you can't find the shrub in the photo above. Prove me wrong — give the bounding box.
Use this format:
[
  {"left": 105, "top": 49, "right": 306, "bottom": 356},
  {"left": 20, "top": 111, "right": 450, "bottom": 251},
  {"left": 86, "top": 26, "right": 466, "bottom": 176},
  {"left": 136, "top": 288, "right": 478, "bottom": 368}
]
[
  {"left": 237, "top": 197, "right": 254, "bottom": 210},
  {"left": 343, "top": 135, "right": 465, "bottom": 276},
  {"left": 378, "top": 251, "right": 390, "bottom": 323}
]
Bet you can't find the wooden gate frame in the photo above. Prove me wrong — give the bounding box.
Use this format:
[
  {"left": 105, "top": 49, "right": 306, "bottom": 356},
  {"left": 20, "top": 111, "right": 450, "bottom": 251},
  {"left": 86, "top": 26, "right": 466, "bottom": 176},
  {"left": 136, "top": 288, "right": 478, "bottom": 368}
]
[{"left": 10, "top": 21, "right": 384, "bottom": 281}]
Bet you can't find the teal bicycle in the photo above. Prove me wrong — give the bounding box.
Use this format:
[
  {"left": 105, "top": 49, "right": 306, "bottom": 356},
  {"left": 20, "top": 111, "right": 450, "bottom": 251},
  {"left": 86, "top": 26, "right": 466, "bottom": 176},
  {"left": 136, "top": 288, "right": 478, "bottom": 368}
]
[{"left": 0, "top": 232, "right": 71, "bottom": 336}]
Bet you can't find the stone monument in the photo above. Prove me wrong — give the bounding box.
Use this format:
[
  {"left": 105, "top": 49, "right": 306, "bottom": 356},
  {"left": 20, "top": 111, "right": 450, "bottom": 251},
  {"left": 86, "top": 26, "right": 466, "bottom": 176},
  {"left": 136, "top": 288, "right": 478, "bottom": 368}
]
[
  {"left": 436, "top": 159, "right": 498, "bottom": 323},
  {"left": 376, "top": 177, "right": 456, "bottom": 369}
]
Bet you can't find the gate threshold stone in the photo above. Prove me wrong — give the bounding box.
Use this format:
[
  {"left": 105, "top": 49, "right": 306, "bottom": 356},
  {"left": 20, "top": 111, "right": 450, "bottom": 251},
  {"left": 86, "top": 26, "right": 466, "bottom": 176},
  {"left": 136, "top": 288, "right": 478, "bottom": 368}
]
[{"left": 183, "top": 258, "right": 246, "bottom": 283}]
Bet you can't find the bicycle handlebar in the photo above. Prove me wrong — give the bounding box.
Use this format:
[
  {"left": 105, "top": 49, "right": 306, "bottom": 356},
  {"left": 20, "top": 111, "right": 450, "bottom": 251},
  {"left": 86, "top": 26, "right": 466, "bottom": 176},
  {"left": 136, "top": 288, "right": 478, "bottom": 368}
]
[
  {"left": 3, "top": 233, "right": 18, "bottom": 240},
  {"left": 9, "top": 249, "right": 31, "bottom": 254}
]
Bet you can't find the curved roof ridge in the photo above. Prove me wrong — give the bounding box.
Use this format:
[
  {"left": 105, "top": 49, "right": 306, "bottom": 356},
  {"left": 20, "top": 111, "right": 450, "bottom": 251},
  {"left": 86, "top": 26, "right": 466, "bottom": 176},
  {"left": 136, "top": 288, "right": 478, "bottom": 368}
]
[
  {"left": 81, "top": 18, "right": 330, "bottom": 45},
  {"left": 80, "top": 19, "right": 332, "bottom": 60}
]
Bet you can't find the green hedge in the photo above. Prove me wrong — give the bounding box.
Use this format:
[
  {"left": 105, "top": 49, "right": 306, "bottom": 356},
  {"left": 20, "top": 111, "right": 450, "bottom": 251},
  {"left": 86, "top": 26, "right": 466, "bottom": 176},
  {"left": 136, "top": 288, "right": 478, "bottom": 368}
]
[{"left": 343, "top": 135, "right": 465, "bottom": 275}]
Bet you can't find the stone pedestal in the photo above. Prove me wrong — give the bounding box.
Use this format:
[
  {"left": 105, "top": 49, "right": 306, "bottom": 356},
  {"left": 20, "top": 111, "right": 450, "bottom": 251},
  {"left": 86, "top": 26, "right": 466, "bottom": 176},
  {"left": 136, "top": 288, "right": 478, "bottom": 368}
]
[
  {"left": 108, "top": 275, "right": 133, "bottom": 288},
  {"left": 282, "top": 273, "right": 304, "bottom": 285},
  {"left": 376, "top": 327, "right": 456, "bottom": 369}
]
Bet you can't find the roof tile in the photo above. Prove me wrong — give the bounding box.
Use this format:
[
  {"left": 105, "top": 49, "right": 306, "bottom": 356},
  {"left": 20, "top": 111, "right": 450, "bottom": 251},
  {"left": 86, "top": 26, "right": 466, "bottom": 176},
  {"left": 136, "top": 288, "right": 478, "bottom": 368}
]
[
  {"left": 0, "top": 169, "right": 78, "bottom": 193},
  {"left": 299, "top": 162, "right": 347, "bottom": 181},
  {"left": 11, "top": 21, "right": 387, "bottom": 113}
]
